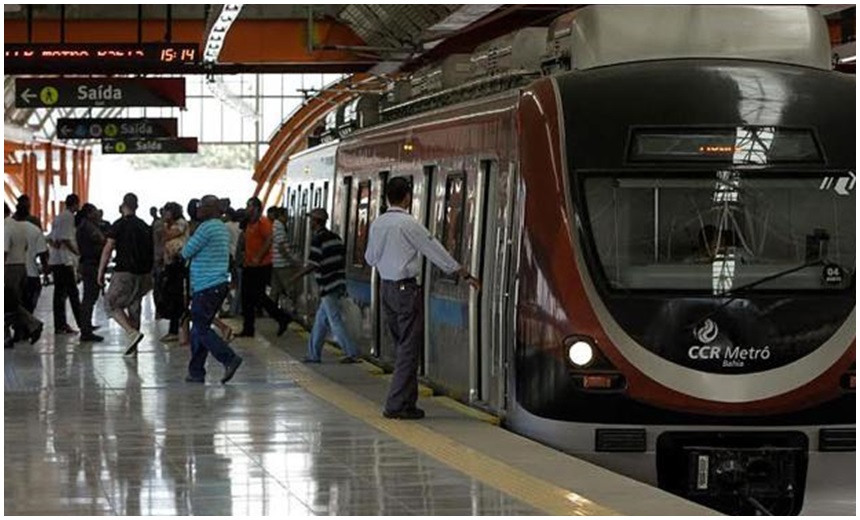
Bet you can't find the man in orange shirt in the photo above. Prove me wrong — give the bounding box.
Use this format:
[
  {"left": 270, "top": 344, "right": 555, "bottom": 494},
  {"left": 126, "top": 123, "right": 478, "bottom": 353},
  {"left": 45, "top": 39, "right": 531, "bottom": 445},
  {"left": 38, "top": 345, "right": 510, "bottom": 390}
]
[{"left": 237, "top": 197, "right": 291, "bottom": 338}]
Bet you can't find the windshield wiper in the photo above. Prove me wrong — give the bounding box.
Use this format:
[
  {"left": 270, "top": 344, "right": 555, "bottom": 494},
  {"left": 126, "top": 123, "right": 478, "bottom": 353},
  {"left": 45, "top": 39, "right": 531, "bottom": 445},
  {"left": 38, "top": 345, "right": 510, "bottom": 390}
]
[{"left": 684, "top": 259, "right": 825, "bottom": 331}]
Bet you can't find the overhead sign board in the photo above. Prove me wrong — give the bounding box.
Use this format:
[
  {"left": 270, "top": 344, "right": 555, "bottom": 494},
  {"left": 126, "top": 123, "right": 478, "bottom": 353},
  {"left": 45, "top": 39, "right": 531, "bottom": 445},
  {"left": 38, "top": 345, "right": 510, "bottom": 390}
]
[
  {"left": 102, "top": 137, "right": 199, "bottom": 155},
  {"left": 15, "top": 78, "right": 186, "bottom": 108},
  {"left": 57, "top": 118, "right": 178, "bottom": 140},
  {"left": 5, "top": 43, "right": 199, "bottom": 75}
]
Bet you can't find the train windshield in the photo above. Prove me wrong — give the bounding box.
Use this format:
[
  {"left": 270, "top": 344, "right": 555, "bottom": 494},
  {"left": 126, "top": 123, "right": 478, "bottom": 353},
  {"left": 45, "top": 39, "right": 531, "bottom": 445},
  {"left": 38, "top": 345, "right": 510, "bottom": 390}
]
[{"left": 583, "top": 170, "right": 856, "bottom": 293}]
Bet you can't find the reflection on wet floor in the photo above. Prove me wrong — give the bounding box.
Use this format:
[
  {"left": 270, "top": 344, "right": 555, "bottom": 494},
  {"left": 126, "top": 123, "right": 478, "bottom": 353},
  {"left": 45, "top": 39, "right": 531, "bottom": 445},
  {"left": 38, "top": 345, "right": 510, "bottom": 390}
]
[{"left": 4, "top": 292, "right": 542, "bottom": 515}]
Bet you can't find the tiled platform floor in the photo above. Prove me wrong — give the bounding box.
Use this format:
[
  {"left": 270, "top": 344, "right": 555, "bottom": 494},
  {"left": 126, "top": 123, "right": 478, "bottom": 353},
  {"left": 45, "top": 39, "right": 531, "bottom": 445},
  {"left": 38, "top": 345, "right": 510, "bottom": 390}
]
[{"left": 4, "top": 292, "right": 542, "bottom": 516}]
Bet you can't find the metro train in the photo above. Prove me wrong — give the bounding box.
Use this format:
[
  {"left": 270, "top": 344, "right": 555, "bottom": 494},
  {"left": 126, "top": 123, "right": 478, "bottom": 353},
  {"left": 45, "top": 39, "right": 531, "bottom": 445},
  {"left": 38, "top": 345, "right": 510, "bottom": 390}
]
[{"left": 278, "top": 6, "right": 855, "bottom": 515}]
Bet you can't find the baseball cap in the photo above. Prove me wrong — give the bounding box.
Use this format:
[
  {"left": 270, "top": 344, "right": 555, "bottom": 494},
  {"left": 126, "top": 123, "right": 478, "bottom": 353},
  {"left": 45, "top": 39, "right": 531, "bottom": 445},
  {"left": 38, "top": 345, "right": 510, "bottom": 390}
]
[{"left": 307, "top": 208, "right": 328, "bottom": 221}]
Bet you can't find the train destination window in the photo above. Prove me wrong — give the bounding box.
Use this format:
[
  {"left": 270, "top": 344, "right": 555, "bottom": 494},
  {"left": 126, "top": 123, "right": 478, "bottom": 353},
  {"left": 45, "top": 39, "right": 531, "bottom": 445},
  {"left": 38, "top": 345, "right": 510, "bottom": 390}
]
[
  {"left": 353, "top": 180, "right": 372, "bottom": 267},
  {"left": 629, "top": 127, "right": 822, "bottom": 164},
  {"left": 583, "top": 171, "right": 854, "bottom": 293},
  {"left": 441, "top": 173, "right": 466, "bottom": 264}
]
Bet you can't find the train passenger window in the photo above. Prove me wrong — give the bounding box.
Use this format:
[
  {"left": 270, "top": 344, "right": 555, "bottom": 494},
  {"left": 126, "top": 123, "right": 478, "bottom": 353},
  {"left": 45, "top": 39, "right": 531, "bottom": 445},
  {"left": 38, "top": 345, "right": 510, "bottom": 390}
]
[
  {"left": 378, "top": 171, "right": 390, "bottom": 214},
  {"left": 353, "top": 180, "right": 372, "bottom": 267},
  {"left": 323, "top": 181, "right": 330, "bottom": 213},
  {"left": 314, "top": 187, "right": 322, "bottom": 209},
  {"left": 441, "top": 173, "right": 466, "bottom": 263},
  {"left": 341, "top": 177, "right": 353, "bottom": 239}
]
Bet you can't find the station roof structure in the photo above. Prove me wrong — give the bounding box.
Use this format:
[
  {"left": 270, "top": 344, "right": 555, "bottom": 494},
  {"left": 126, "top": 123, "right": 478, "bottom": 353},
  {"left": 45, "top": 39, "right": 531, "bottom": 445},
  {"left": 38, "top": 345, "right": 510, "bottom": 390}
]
[{"left": 3, "top": 4, "right": 855, "bottom": 209}]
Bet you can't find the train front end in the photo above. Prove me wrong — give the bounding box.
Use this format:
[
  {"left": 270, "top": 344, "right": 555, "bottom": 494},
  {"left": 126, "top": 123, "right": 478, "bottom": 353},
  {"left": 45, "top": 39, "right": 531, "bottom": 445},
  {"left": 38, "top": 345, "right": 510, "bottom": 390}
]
[{"left": 510, "top": 6, "right": 855, "bottom": 515}]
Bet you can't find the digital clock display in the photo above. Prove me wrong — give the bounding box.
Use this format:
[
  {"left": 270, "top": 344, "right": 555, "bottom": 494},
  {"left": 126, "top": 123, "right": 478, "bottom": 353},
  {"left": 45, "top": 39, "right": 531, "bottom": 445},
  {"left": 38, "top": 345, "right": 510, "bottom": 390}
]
[{"left": 5, "top": 43, "right": 200, "bottom": 74}]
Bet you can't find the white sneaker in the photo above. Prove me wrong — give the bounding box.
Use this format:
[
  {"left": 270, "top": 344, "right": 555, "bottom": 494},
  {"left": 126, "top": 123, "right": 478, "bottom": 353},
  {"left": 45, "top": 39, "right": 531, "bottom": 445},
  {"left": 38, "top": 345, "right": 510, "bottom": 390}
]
[{"left": 124, "top": 331, "right": 144, "bottom": 356}]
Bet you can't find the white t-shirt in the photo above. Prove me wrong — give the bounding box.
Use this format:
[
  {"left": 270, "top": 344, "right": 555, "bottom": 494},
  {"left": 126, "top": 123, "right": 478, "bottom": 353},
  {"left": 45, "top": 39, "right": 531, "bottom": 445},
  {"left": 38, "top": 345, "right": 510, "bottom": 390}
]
[
  {"left": 48, "top": 210, "right": 77, "bottom": 266},
  {"left": 22, "top": 221, "right": 47, "bottom": 277},
  {"left": 226, "top": 221, "right": 240, "bottom": 260},
  {"left": 4, "top": 217, "right": 29, "bottom": 265}
]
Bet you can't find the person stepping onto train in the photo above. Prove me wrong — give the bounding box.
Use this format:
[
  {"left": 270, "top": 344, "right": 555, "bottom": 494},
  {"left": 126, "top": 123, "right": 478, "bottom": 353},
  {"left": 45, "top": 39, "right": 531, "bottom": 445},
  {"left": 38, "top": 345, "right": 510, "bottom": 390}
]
[
  {"left": 365, "top": 177, "right": 480, "bottom": 420},
  {"left": 289, "top": 208, "right": 361, "bottom": 364}
]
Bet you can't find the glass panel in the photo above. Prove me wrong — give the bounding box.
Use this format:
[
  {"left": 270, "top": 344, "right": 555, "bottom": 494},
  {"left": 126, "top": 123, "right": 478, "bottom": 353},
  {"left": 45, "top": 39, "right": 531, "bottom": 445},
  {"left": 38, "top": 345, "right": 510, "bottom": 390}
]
[
  {"left": 353, "top": 181, "right": 371, "bottom": 266},
  {"left": 262, "top": 74, "right": 282, "bottom": 96},
  {"left": 262, "top": 98, "right": 283, "bottom": 142},
  {"left": 583, "top": 171, "right": 855, "bottom": 292},
  {"left": 201, "top": 98, "right": 223, "bottom": 143},
  {"left": 222, "top": 107, "right": 243, "bottom": 144},
  {"left": 441, "top": 173, "right": 466, "bottom": 262}
]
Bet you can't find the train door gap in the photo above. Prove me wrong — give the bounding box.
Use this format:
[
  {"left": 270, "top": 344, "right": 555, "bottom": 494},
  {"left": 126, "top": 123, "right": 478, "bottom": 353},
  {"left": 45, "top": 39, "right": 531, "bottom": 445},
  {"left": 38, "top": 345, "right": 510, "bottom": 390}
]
[
  {"left": 421, "top": 165, "right": 436, "bottom": 376},
  {"left": 471, "top": 159, "right": 494, "bottom": 404}
]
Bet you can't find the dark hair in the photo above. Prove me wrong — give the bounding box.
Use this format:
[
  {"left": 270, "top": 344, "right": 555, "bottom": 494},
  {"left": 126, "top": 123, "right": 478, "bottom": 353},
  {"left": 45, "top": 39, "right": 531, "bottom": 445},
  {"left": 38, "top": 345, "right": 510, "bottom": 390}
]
[
  {"left": 66, "top": 193, "right": 80, "bottom": 208},
  {"left": 246, "top": 197, "right": 262, "bottom": 210},
  {"left": 386, "top": 177, "right": 411, "bottom": 205},
  {"left": 187, "top": 198, "right": 200, "bottom": 222},
  {"left": 122, "top": 193, "right": 138, "bottom": 211},
  {"left": 76, "top": 203, "right": 97, "bottom": 227},
  {"left": 163, "top": 202, "right": 184, "bottom": 221}
]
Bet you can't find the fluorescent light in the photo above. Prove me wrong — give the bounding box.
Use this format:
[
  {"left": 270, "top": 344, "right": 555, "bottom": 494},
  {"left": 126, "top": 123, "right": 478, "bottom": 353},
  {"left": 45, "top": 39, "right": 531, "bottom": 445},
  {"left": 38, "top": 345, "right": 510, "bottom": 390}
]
[{"left": 840, "top": 55, "right": 856, "bottom": 63}]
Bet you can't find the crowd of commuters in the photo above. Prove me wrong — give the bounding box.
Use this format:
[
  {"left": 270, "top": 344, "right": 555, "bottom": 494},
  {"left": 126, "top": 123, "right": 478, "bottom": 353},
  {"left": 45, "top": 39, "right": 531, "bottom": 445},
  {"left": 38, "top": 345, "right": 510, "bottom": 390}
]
[{"left": 5, "top": 179, "right": 482, "bottom": 419}]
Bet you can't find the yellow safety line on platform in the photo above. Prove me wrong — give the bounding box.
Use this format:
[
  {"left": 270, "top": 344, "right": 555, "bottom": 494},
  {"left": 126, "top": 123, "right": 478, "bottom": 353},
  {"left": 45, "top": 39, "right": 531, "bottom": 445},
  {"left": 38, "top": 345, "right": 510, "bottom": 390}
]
[{"left": 255, "top": 346, "right": 618, "bottom": 516}]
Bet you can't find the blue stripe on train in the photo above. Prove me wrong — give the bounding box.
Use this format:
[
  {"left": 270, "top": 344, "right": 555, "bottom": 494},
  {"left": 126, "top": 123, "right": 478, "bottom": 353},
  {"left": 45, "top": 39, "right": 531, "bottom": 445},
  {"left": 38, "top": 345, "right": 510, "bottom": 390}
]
[
  {"left": 347, "top": 279, "right": 372, "bottom": 304},
  {"left": 346, "top": 279, "right": 467, "bottom": 327}
]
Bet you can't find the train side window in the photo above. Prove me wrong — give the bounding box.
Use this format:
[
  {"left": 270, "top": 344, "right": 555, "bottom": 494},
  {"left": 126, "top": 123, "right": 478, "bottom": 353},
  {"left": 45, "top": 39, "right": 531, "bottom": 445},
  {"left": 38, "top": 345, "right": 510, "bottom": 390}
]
[
  {"left": 378, "top": 171, "right": 390, "bottom": 214},
  {"left": 441, "top": 172, "right": 466, "bottom": 263},
  {"left": 298, "top": 186, "right": 309, "bottom": 250},
  {"left": 322, "top": 181, "right": 330, "bottom": 213},
  {"left": 353, "top": 180, "right": 372, "bottom": 267},
  {"left": 314, "top": 187, "right": 322, "bottom": 209},
  {"left": 341, "top": 176, "right": 353, "bottom": 240}
]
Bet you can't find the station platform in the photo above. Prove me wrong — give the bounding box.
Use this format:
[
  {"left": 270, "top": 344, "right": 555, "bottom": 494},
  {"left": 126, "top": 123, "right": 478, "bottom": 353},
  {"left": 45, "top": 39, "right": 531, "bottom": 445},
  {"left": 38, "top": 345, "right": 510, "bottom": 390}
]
[{"left": 5, "top": 291, "right": 717, "bottom": 516}]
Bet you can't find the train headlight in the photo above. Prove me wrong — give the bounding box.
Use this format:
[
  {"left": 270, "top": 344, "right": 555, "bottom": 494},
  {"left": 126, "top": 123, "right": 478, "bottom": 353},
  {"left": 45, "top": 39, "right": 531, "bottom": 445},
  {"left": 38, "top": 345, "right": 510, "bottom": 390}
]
[{"left": 568, "top": 341, "right": 594, "bottom": 367}]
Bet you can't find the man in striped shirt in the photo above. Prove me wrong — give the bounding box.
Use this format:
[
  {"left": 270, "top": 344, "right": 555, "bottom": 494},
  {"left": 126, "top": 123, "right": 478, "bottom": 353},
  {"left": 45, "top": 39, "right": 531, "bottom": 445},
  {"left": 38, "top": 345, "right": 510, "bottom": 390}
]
[
  {"left": 289, "top": 208, "right": 360, "bottom": 363},
  {"left": 181, "top": 195, "right": 243, "bottom": 384}
]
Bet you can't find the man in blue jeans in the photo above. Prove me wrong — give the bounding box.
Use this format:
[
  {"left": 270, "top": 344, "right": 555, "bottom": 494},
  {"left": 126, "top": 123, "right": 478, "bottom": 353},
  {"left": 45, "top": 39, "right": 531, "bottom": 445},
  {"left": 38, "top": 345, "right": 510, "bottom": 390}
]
[
  {"left": 181, "top": 195, "right": 242, "bottom": 384},
  {"left": 289, "top": 208, "right": 360, "bottom": 364}
]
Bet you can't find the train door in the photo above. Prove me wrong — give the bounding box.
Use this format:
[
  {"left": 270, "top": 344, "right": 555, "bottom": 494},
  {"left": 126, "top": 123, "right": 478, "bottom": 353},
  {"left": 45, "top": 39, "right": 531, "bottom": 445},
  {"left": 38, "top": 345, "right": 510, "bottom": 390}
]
[
  {"left": 425, "top": 163, "right": 482, "bottom": 400},
  {"left": 347, "top": 176, "right": 375, "bottom": 357},
  {"left": 370, "top": 171, "right": 389, "bottom": 359},
  {"left": 476, "top": 159, "right": 507, "bottom": 411}
]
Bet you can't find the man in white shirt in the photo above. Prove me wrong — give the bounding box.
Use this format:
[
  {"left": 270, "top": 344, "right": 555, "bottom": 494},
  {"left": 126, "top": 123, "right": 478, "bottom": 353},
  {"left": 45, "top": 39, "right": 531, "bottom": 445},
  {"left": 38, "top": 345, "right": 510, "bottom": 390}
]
[
  {"left": 13, "top": 200, "right": 48, "bottom": 314},
  {"left": 48, "top": 194, "right": 82, "bottom": 334},
  {"left": 5, "top": 206, "right": 43, "bottom": 346},
  {"left": 365, "top": 177, "right": 480, "bottom": 420}
]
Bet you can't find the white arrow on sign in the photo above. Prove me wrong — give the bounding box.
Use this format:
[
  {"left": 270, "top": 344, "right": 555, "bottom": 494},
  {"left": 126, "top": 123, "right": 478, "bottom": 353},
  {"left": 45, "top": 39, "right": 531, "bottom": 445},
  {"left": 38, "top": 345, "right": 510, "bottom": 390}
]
[
  {"left": 19, "top": 88, "right": 36, "bottom": 105},
  {"left": 59, "top": 125, "right": 73, "bottom": 137}
]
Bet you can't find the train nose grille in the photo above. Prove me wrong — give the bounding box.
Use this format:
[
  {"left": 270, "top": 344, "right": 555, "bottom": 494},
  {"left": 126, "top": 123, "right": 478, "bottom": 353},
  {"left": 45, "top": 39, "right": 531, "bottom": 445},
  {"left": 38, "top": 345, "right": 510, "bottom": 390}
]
[
  {"left": 819, "top": 428, "right": 855, "bottom": 452},
  {"left": 595, "top": 428, "right": 647, "bottom": 452}
]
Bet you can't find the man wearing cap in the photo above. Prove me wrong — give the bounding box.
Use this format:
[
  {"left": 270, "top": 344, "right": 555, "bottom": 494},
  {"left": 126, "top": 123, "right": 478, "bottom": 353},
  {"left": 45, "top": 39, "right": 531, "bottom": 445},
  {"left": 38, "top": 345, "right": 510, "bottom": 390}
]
[
  {"left": 289, "top": 208, "right": 360, "bottom": 363},
  {"left": 365, "top": 177, "right": 480, "bottom": 420},
  {"left": 98, "top": 193, "right": 154, "bottom": 355},
  {"left": 181, "top": 195, "right": 243, "bottom": 384}
]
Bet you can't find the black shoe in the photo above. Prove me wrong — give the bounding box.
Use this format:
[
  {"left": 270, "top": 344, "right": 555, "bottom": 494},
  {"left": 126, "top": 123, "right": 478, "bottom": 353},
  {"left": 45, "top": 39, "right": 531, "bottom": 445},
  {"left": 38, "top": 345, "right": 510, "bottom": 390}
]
[
  {"left": 80, "top": 333, "right": 104, "bottom": 342},
  {"left": 91, "top": 325, "right": 101, "bottom": 331},
  {"left": 302, "top": 357, "right": 321, "bottom": 364},
  {"left": 29, "top": 324, "right": 44, "bottom": 345},
  {"left": 383, "top": 407, "right": 425, "bottom": 420},
  {"left": 221, "top": 356, "right": 243, "bottom": 384},
  {"left": 185, "top": 375, "right": 205, "bottom": 383},
  {"left": 277, "top": 318, "right": 290, "bottom": 337},
  {"left": 339, "top": 356, "right": 360, "bottom": 364},
  {"left": 55, "top": 324, "right": 77, "bottom": 335}
]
